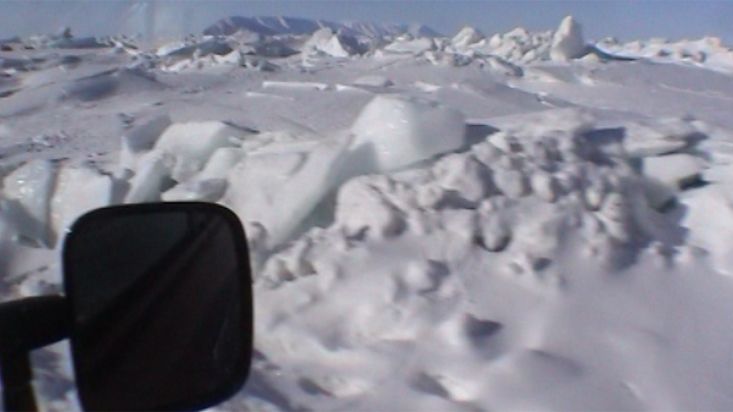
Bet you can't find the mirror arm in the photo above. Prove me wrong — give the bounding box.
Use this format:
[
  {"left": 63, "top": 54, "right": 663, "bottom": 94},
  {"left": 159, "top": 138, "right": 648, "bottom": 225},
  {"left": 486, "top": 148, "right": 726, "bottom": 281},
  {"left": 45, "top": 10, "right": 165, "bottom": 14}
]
[
  {"left": 0, "top": 296, "right": 70, "bottom": 412},
  {"left": 0, "top": 351, "right": 37, "bottom": 412},
  {"left": 0, "top": 296, "right": 70, "bottom": 353}
]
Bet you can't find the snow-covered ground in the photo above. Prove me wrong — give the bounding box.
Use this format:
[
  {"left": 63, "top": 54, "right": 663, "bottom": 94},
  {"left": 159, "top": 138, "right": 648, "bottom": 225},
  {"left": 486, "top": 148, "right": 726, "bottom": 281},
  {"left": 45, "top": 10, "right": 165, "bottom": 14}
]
[{"left": 3, "top": 15, "right": 733, "bottom": 411}]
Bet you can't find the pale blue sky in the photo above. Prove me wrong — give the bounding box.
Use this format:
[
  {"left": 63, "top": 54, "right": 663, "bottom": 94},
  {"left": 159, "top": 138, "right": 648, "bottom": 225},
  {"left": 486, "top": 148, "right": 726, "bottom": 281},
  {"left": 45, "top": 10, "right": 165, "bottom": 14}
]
[{"left": 1, "top": 0, "right": 732, "bottom": 43}]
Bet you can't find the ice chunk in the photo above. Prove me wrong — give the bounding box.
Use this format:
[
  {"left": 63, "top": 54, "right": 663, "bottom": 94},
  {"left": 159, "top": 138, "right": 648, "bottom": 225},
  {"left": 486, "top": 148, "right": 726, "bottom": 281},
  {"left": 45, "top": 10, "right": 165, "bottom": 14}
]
[
  {"left": 488, "top": 132, "right": 522, "bottom": 153},
  {"left": 240, "top": 55, "right": 280, "bottom": 72},
  {"left": 252, "top": 39, "right": 299, "bottom": 58},
  {"left": 349, "top": 95, "right": 466, "bottom": 173},
  {"left": 353, "top": 75, "right": 394, "bottom": 88},
  {"left": 550, "top": 16, "right": 587, "bottom": 61},
  {"left": 416, "top": 185, "right": 446, "bottom": 209},
  {"left": 262, "top": 81, "right": 329, "bottom": 91},
  {"left": 35, "top": 29, "right": 108, "bottom": 49},
  {"left": 639, "top": 177, "right": 676, "bottom": 210},
  {"left": 335, "top": 84, "right": 372, "bottom": 94},
  {"left": 414, "top": 81, "right": 441, "bottom": 92},
  {"left": 384, "top": 37, "right": 435, "bottom": 55},
  {"left": 50, "top": 165, "right": 113, "bottom": 242},
  {"left": 162, "top": 179, "right": 228, "bottom": 202},
  {"left": 484, "top": 56, "right": 524, "bottom": 77},
  {"left": 226, "top": 135, "right": 352, "bottom": 247},
  {"left": 125, "top": 152, "right": 175, "bottom": 203},
  {"left": 161, "top": 147, "right": 243, "bottom": 202},
  {"left": 624, "top": 119, "right": 699, "bottom": 157},
  {"left": 0, "top": 210, "right": 17, "bottom": 271},
  {"left": 425, "top": 51, "right": 474, "bottom": 67},
  {"left": 156, "top": 38, "right": 232, "bottom": 59},
  {"left": 156, "top": 41, "right": 188, "bottom": 57},
  {"left": 120, "top": 114, "right": 172, "bottom": 172},
  {"left": 471, "top": 141, "right": 503, "bottom": 166},
  {"left": 452, "top": 26, "right": 485, "bottom": 49},
  {"left": 48, "top": 37, "right": 107, "bottom": 49},
  {"left": 154, "top": 121, "right": 253, "bottom": 181},
  {"left": 199, "top": 148, "right": 244, "bottom": 179},
  {"left": 303, "top": 28, "right": 364, "bottom": 57},
  {"left": 491, "top": 108, "right": 594, "bottom": 141},
  {"left": 122, "top": 114, "right": 172, "bottom": 153},
  {"left": 626, "top": 139, "right": 689, "bottom": 158},
  {"left": 642, "top": 154, "right": 705, "bottom": 190},
  {"left": 2, "top": 160, "right": 56, "bottom": 247}
]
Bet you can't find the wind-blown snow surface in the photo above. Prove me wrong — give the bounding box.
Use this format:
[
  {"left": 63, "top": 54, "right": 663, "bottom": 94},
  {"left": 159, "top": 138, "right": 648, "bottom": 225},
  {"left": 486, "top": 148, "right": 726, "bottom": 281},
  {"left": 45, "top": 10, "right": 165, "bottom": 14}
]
[{"left": 3, "top": 15, "right": 733, "bottom": 411}]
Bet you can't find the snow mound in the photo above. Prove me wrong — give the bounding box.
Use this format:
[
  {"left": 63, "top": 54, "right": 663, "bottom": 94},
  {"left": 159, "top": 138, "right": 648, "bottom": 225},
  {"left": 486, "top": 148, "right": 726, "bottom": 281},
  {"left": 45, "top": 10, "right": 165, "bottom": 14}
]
[
  {"left": 683, "top": 186, "right": 733, "bottom": 275},
  {"left": 61, "top": 68, "right": 163, "bottom": 102},
  {"left": 334, "top": 176, "right": 406, "bottom": 239},
  {"left": 624, "top": 118, "right": 701, "bottom": 157},
  {"left": 550, "top": 16, "right": 587, "bottom": 61},
  {"left": 349, "top": 95, "right": 466, "bottom": 172},
  {"left": 253, "top": 107, "right": 688, "bottom": 288},
  {"left": 643, "top": 154, "right": 705, "bottom": 190}
]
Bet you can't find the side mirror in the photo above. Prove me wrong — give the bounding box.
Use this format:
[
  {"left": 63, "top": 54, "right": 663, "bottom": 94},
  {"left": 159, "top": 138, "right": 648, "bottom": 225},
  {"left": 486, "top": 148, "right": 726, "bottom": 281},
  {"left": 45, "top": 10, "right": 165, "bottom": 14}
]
[{"left": 62, "top": 202, "right": 253, "bottom": 411}]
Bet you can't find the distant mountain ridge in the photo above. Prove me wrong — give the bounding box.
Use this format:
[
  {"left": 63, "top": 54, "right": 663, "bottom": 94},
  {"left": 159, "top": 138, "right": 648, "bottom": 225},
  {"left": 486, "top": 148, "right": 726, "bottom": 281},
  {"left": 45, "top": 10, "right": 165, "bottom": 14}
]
[{"left": 203, "top": 16, "right": 442, "bottom": 38}]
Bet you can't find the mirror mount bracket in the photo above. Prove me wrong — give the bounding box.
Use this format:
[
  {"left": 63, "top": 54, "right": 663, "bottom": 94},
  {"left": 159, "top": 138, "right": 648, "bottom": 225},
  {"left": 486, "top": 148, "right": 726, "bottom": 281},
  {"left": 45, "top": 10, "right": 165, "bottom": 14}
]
[
  {"left": 0, "top": 351, "right": 37, "bottom": 412},
  {"left": 0, "top": 295, "right": 70, "bottom": 412}
]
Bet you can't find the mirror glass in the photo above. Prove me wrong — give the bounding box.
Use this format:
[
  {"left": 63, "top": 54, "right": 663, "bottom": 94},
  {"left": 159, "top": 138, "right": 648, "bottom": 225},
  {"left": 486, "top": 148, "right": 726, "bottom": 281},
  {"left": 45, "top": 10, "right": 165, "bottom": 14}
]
[{"left": 62, "top": 202, "right": 252, "bottom": 411}]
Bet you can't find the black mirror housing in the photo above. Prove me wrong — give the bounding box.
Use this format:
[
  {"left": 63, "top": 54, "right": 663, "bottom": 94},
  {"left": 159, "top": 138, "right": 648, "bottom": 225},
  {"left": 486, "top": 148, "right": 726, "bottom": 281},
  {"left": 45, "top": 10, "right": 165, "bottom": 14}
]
[{"left": 62, "top": 202, "right": 253, "bottom": 411}]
